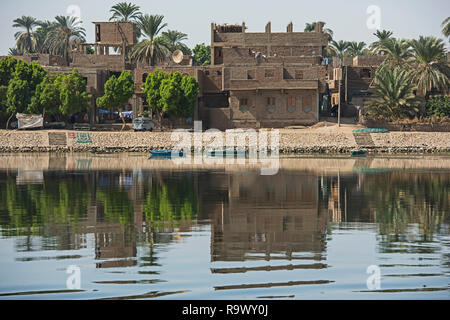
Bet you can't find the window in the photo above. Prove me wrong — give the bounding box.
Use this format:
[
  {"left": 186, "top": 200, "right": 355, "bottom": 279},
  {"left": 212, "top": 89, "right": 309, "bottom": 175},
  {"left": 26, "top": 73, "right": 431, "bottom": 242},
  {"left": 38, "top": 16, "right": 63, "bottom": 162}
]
[
  {"left": 142, "top": 73, "right": 148, "bottom": 83},
  {"left": 266, "top": 97, "right": 276, "bottom": 106},
  {"left": 287, "top": 97, "right": 296, "bottom": 107},
  {"left": 247, "top": 70, "right": 254, "bottom": 80},
  {"left": 239, "top": 98, "right": 252, "bottom": 107},
  {"left": 96, "top": 24, "right": 101, "bottom": 42},
  {"left": 216, "top": 70, "right": 222, "bottom": 76},
  {"left": 302, "top": 96, "right": 313, "bottom": 113},
  {"left": 205, "top": 70, "right": 210, "bottom": 76},
  {"left": 265, "top": 69, "right": 275, "bottom": 78},
  {"left": 31, "top": 56, "right": 39, "bottom": 62}
]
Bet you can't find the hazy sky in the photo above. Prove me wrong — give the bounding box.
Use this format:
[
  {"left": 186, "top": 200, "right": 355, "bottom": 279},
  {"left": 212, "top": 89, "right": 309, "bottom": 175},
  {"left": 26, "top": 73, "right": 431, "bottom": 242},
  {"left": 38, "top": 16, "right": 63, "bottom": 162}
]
[{"left": 1, "top": 0, "right": 449, "bottom": 55}]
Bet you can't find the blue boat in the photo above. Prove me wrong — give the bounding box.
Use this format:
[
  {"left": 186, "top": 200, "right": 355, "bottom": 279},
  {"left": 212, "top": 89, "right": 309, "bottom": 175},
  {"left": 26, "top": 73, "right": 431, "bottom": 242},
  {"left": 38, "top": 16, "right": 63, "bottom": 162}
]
[{"left": 150, "top": 150, "right": 184, "bottom": 158}]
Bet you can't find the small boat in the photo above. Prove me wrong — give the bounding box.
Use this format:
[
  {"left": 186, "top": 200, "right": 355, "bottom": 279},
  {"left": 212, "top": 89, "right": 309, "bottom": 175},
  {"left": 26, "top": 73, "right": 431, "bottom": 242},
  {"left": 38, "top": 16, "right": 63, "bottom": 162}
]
[
  {"left": 150, "top": 150, "right": 184, "bottom": 158},
  {"left": 350, "top": 149, "right": 367, "bottom": 157},
  {"left": 206, "top": 149, "right": 247, "bottom": 157}
]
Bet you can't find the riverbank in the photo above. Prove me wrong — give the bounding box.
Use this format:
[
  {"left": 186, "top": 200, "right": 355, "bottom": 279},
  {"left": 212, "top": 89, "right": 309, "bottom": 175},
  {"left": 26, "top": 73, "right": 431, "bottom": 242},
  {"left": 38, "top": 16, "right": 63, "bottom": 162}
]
[{"left": 0, "top": 128, "right": 449, "bottom": 154}]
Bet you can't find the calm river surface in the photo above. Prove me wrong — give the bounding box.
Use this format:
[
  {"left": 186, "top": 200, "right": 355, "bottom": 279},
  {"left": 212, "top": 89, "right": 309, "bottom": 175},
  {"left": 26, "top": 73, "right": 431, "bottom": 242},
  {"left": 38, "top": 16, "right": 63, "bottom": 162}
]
[{"left": 0, "top": 153, "right": 449, "bottom": 300}]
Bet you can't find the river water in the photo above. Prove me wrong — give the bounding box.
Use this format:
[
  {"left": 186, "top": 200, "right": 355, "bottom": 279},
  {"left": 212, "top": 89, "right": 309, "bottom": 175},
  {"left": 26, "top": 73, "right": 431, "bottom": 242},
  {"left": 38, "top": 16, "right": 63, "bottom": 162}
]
[{"left": 0, "top": 153, "right": 448, "bottom": 300}]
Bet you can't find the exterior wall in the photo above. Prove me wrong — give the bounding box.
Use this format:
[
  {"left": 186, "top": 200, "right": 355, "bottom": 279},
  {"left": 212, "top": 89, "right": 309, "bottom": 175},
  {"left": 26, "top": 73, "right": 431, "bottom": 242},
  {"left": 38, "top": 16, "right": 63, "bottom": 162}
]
[
  {"left": 3, "top": 54, "right": 67, "bottom": 67},
  {"left": 71, "top": 53, "right": 126, "bottom": 71},
  {"left": 229, "top": 89, "right": 318, "bottom": 128},
  {"left": 353, "top": 55, "right": 386, "bottom": 67},
  {"left": 92, "top": 22, "right": 137, "bottom": 45}
]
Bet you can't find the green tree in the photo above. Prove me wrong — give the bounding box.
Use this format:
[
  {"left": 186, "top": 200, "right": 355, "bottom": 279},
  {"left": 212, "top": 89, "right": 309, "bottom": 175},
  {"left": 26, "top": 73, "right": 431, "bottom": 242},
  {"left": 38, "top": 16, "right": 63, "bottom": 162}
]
[
  {"left": 378, "top": 38, "right": 412, "bottom": 69},
  {"left": 97, "top": 71, "right": 135, "bottom": 129},
  {"left": 0, "top": 57, "right": 19, "bottom": 86},
  {"left": 130, "top": 14, "right": 168, "bottom": 66},
  {"left": 142, "top": 70, "right": 167, "bottom": 127},
  {"left": 425, "top": 95, "right": 450, "bottom": 118},
  {"left": 371, "top": 29, "right": 394, "bottom": 54},
  {"left": 8, "top": 47, "right": 23, "bottom": 56},
  {"left": 442, "top": 17, "right": 450, "bottom": 39},
  {"left": 408, "top": 36, "right": 449, "bottom": 97},
  {"left": 45, "top": 16, "right": 86, "bottom": 65},
  {"left": 365, "top": 67, "right": 420, "bottom": 119},
  {"left": 329, "top": 40, "right": 349, "bottom": 65},
  {"left": 5, "top": 60, "right": 47, "bottom": 128},
  {"left": 12, "top": 16, "right": 39, "bottom": 54},
  {"left": 347, "top": 41, "right": 367, "bottom": 57},
  {"left": 57, "top": 68, "right": 91, "bottom": 117},
  {"left": 161, "top": 30, "right": 191, "bottom": 55},
  {"left": 192, "top": 43, "right": 211, "bottom": 66},
  {"left": 180, "top": 75, "right": 200, "bottom": 118},
  {"left": 28, "top": 74, "right": 61, "bottom": 118},
  {"left": 109, "top": 2, "right": 142, "bottom": 22},
  {"left": 160, "top": 72, "right": 183, "bottom": 118}
]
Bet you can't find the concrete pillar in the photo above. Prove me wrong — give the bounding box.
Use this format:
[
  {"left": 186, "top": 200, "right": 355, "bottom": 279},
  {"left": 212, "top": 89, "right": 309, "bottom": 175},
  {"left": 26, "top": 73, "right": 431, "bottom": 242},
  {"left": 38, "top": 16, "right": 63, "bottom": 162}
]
[{"left": 265, "top": 22, "right": 271, "bottom": 33}]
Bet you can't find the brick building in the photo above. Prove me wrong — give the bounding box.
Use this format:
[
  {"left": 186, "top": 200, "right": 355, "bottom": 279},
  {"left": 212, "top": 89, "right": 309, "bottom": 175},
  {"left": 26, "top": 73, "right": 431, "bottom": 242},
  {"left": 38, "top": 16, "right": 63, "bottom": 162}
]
[{"left": 3, "top": 19, "right": 389, "bottom": 129}]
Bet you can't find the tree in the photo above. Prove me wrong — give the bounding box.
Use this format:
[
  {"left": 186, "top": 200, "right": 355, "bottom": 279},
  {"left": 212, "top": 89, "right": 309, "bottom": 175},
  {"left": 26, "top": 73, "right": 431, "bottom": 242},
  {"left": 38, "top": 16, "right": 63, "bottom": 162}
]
[
  {"left": 304, "top": 22, "right": 334, "bottom": 42},
  {"left": 0, "top": 57, "right": 19, "bottom": 87},
  {"left": 329, "top": 40, "right": 349, "bottom": 65},
  {"left": 365, "top": 67, "right": 420, "bottom": 119},
  {"left": 34, "top": 20, "right": 55, "bottom": 54},
  {"left": 161, "top": 30, "right": 191, "bottom": 55},
  {"left": 28, "top": 74, "right": 61, "bottom": 119},
  {"left": 347, "top": 41, "right": 367, "bottom": 57},
  {"left": 371, "top": 29, "right": 394, "bottom": 54},
  {"left": 45, "top": 16, "right": 86, "bottom": 65},
  {"left": 180, "top": 75, "right": 200, "bottom": 118},
  {"left": 109, "top": 2, "right": 142, "bottom": 22},
  {"left": 378, "top": 38, "right": 411, "bottom": 69},
  {"left": 442, "top": 17, "right": 450, "bottom": 39},
  {"left": 408, "top": 36, "right": 449, "bottom": 97},
  {"left": 8, "top": 47, "right": 23, "bottom": 56},
  {"left": 192, "top": 43, "right": 211, "bottom": 66},
  {"left": 142, "top": 70, "right": 166, "bottom": 126},
  {"left": 57, "top": 68, "right": 91, "bottom": 117},
  {"left": 160, "top": 72, "right": 183, "bottom": 119},
  {"left": 12, "top": 16, "right": 39, "bottom": 54},
  {"left": 5, "top": 60, "right": 47, "bottom": 128},
  {"left": 129, "top": 14, "right": 168, "bottom": 66},
  {"left": 97, "top": 71, "right": 135, "bottom": 129}
]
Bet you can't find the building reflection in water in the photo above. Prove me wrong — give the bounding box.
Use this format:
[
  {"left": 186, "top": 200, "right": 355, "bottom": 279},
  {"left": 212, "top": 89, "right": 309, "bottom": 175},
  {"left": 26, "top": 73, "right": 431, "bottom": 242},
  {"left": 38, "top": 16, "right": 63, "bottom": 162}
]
[{"left": 0, "top": 165, "right": 447, "bottom": 274}]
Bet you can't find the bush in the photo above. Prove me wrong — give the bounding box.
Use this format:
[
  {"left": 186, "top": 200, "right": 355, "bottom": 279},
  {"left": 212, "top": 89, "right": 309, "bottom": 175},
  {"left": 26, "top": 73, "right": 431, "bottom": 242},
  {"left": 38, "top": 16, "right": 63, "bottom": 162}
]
[{"left": 425, "top": 95, "right": 450, "bottom": 118}]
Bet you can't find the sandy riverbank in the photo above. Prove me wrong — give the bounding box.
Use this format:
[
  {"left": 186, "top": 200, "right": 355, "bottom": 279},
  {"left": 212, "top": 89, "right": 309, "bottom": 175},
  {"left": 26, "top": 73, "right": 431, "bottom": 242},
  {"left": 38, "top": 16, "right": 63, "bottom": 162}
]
[{"left": 0, "top": 126, "right": 449, "bottom": 154}]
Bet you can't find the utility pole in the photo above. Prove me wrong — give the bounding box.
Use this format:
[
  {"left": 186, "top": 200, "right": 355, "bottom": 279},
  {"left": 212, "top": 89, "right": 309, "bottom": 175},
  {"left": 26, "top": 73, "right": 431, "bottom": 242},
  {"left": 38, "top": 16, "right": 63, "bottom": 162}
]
[{"left": 338, "top": 67, "right": 342, "bottom": 127}]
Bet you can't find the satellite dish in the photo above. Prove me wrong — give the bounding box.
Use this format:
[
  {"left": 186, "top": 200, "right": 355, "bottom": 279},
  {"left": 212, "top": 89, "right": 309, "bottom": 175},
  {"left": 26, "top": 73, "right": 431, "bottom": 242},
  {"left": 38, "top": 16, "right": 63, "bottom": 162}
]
[{"left": 172, "top": 50, "right": 184, "bottom": 64}]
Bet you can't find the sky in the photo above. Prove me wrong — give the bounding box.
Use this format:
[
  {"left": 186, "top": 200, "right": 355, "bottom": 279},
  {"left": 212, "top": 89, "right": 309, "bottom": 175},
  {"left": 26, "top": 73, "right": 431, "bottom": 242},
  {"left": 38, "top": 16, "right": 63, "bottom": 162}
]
[{"left": 1, "top": 0, "right": 449, "bottom": 55}]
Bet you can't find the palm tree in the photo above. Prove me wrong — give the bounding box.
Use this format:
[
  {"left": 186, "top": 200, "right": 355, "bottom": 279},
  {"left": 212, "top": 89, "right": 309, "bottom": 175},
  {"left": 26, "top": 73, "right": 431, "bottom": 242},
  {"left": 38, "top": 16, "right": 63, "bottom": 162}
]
[
  {"left": 371, "top": 29, "right": 394, "bottom": 54},
  {"left": 12, "top": 16, "right": 39, "bottom": 54},
  {"left": 365, "top": 67, "right": 420, "bottom": 119},
  {"left": 442, "top": 17, "right": 450, "bottom": 38},
  {"left": 34, "top": 20, "right": 55, "bottom": 54},
  {"left": 109, "top": 2, "right": 141, "bottom": 22},
  {"left": 408, "top": 36, "right": 449, "bottom": 97},
  {"left": 378, "top": 38, "right": 412, "bottom": 69},
  {"left": 8, "top": 47, "right": 23, "bottom": 56},
  {"left": 45, "top": 16, "right": 86, "bottom": 65},
  {"left": 329, "top": 40, "right": 349, "bottom": 65},
  {"left": 161, "top": 30, "right": 191, "bottom": 55},
  {"left": 347, "top": 41, "right": 367, "bottom": 57},
  {"left": 129, "top": 14, "right": 168, "bottom": 66},
  {"left": 304, "top": 22, "right": 334, "bottom": 42}
]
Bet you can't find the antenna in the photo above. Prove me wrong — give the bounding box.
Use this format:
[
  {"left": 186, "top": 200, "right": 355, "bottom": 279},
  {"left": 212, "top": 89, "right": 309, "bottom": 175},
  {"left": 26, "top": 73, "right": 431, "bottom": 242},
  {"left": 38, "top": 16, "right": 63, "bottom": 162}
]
[{"left": 172, "top": 50, "right": 184, "bottom": 64}]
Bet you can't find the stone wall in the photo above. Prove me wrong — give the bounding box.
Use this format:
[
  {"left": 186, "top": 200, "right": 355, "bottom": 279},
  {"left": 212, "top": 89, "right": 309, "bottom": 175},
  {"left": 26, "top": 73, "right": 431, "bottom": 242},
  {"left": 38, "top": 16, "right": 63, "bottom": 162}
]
[{"left": 1, "top": 130, "right": 449, "bottom": 154}]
